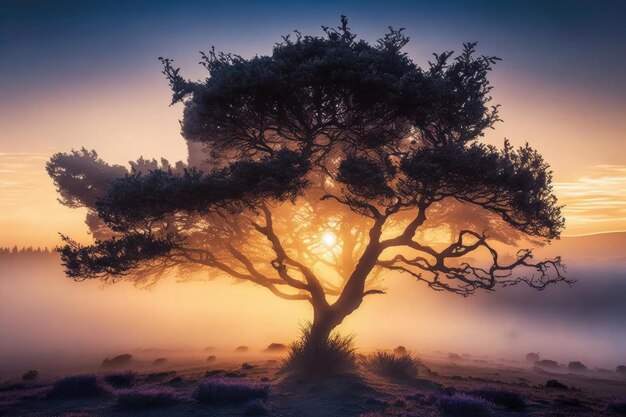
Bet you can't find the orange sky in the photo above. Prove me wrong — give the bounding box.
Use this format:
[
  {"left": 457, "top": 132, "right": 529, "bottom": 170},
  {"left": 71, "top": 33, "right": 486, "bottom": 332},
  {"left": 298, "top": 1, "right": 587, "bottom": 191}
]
[{"left": 0, "top": 73, "right": 624, "bottom": 248}]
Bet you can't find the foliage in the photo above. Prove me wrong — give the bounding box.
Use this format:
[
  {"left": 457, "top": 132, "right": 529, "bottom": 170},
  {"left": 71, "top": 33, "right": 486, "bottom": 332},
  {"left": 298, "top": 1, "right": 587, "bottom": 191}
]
[
  {"left": 365, "top": 351, "right": 420, "bottom": 380},
  {"left": 46, "top": 375, "right": 110, "bottom": 399},
  {"left": 283, "top": 323, "right": 356, "bottom": 377},
  {"left": 438, "top": 393, "right": 492, "bottom": 416},
  {"left": 193, "top": 378, "right": 270, "bottom": 404}
]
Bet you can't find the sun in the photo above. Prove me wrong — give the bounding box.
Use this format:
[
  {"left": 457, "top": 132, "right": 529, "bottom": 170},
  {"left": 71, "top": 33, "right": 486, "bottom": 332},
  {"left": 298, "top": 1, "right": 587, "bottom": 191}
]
[{"left": 321, "top": 230, "right": 337, "bottom": 248}]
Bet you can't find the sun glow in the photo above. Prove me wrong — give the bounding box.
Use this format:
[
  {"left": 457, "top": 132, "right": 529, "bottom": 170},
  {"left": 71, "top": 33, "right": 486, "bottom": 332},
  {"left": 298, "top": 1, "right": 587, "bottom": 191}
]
[{"left": 321, "top": 230, "right": 337, "bottom": 248}]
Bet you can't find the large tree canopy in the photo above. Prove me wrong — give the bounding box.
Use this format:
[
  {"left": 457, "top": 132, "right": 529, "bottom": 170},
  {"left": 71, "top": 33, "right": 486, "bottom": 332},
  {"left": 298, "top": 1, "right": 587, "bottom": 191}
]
[{"left": 48, "top": 17, "right": 569, "bottom": 343}]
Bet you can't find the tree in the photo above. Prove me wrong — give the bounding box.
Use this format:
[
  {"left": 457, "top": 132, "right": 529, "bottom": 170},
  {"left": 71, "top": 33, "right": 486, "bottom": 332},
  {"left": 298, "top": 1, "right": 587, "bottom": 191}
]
[{"left": 47, "top": 17, "right": 569, "bottom": 353}]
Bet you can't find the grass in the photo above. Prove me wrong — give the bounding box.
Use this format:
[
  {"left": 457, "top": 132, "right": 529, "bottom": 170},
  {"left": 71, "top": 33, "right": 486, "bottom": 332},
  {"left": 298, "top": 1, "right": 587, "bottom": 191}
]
[
  {"left": 116, "top": 387, "right": 179, "bottom": 409},
  {"left": 607, "top": 399, "right": 626, "bottom": 415},
  {"left": 244, "top": 398, "right": 270, "bottom": 415},
  {"left": 439, "top": 393, "right": 492, "bottom": 416},
  {"left": 194, "top": 378, "right": 270, "bottom": 404},
  {"left": 283, "top": 323, "right": 356, "bottom": 377},
  {"left": 46, "top": 375, "right": 110, "bottom": 399},
  {"left": 365, "top": 351, "right": 420, "bottom": 380},
  {"left": 470, "top": 387, "right": 526, "bottom": 411}
]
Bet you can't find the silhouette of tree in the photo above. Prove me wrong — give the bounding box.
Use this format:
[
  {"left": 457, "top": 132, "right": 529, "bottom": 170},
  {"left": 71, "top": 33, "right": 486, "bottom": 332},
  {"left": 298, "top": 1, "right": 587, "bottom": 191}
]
[{"left": 47, "top": 17, "right": 569, "bottom": 349}]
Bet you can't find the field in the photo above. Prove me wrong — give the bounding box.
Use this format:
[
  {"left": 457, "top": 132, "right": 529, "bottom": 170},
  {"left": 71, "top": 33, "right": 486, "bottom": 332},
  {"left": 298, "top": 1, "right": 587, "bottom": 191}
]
[{"left": 2, "top": 348, "right": 625, "bottom": 417}]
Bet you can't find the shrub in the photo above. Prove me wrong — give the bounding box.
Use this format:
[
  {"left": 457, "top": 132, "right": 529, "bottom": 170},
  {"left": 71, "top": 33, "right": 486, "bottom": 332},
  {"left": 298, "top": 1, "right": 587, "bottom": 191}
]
[
  {"left": 283, "top": 324, "right": 356, "bottom": 377},
  {"left": 194, "top": 378, "right": 270, "bottom": 404},
  {"left": 47, "top": 375, "right": 110, "bottom": 399},
  {"left": 526, "top": 352, "right": 540, "bottom": 363},
  {"left": 471, "top": 388, "right": 526, "bottom": 411},
  {"left": 235, "top": 346, "right": 249, "bottom": 352},
  {"left": 153, "top": 358, "right": 167, "bottom": 366},
  {"left": 207, "top": 355, "right": 217, "bottom": 363},
  {"left": 568, "top": 361, "right": 587, "bottom": 372},
  {"left": 116, "top": 387, "right": 178, "bottom": 409},
  {"left": 393, "top": 346, "right": 407, "bottom": 355},
  {"left": 22, "top": 370, "right": 38, "bottom": 381},
  {"left": 607, "top": 399, "right": 626, "bottom": 415},
  {"left": 365, "top": 352, "right": 420, "bottom": 380},
  {"left": 535, "top": 359, "right": 559, "bottom": 369},
  {"left": 264, "top": 343, "right": 288, "bottom": 352},
  {"left": 439, "top": 393, "right": 491, "bottom": 416},
  {"left": 545, "top": 379, "right": 568, "bottom": 389},
  {"left": 242, "top": 363, "right": 255, "bottom": 370},
  {"left": 102, "top": 354, "right": 132, "bottom": 369},
  {"left": 104, "top": 371, "right": 135, "bottom": 388},
  {"left": 244, "top": 398, "right": 270, "bottom": 415}
]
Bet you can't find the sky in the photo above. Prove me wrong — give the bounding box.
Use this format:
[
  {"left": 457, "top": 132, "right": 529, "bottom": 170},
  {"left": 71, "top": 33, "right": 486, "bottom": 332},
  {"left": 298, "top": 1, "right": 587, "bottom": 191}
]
[{"left": 1, "top": 0, "right": 626, "bottom": 247}]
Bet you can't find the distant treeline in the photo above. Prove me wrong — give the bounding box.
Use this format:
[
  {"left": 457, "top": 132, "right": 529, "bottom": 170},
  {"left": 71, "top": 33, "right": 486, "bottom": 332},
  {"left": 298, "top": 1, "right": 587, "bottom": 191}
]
[{"left": 0, "top": 246, "right": 56, "bottom": 257}]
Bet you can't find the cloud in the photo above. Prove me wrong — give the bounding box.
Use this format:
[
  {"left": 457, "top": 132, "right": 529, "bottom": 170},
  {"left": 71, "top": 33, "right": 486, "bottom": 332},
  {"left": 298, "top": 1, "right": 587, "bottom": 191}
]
[{"left": 554, "top": 165, "right": 626, "bottom": 235}]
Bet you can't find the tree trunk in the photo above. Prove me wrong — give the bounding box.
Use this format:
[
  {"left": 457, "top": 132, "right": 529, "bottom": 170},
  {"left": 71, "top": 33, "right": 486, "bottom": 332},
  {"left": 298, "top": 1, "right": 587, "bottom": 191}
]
[
  {"left": 310, "top": 306, "right": 336, "bottom": 346},
  {"left": 308, "top": 299, "right": 352, "bottom": 347}
]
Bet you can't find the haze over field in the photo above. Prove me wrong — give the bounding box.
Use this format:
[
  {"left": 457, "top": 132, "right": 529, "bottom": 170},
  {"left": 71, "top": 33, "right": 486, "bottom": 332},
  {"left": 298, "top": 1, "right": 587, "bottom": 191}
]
[{"left": 1, "top": 233, "right": 625, "bottom": 378}]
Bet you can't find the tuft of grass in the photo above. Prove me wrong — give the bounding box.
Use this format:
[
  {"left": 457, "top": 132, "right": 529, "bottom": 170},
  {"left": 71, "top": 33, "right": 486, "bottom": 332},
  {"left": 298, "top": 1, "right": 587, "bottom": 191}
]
[
  {"left": 471, "top": 388, "right": 526, "bottom": 411},
  {"left": 283, "top": 323, "right": 356, "bottom": 377},
  {"left": 365, "top": 351, "right": 420, "bottom": 380},
  {"left": 104, "top": 371, "right": 135, "bottom": 388},
  {"left": 244, "top": 398, "right": 270, "bottom": 415},
  {"left": 116, "top": 387, "right": 179, "bottom": 409},
  {"left": 194, "top": 378, "right": 270, "bottom": 404},
  {"left": 439, "top": 393, "right": 491, "bottom": 417},
  {"left": 47, "top": 375, "right": 110, "bottom": 399}
]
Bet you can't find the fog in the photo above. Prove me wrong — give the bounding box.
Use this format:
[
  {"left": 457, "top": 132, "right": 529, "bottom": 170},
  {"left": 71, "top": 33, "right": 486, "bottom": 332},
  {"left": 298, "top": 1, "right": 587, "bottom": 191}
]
[{"left": 1, "top": 234, "right": 624, "bottom": 379}]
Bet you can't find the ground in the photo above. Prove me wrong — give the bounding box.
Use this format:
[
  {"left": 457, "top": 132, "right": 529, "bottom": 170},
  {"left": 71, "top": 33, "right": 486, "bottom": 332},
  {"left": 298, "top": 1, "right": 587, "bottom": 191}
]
[{"left": 1, "top": 349, "right": 625, "bottom": 416}]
